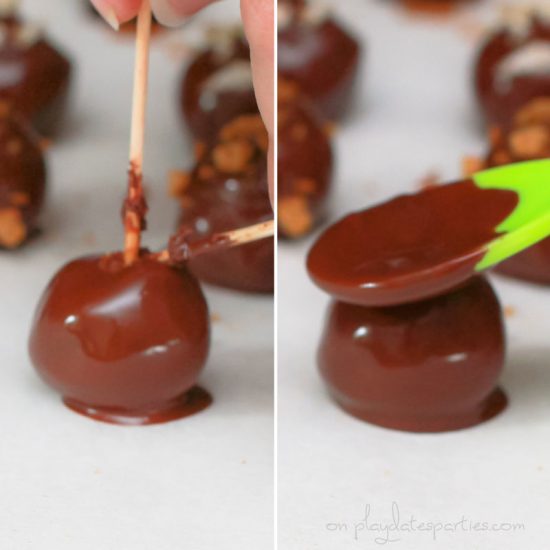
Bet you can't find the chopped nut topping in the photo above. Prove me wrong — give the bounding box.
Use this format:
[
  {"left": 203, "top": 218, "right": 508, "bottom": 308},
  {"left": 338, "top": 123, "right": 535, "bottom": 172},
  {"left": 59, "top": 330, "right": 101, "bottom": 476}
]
[
  {"left": 194, "top": 141, "right": 207, "bottom": 161},
  {"left": 9, "top": 191, "right": 30, "bottom": 206},
  {"left": 39, "top": 138, "right": 52, "bottom": 152},
  {"left": 168, "top": 170, "right": 191, "bottom": 197},
  {"left": 295, "top": 178, "right": 317, "bottom": 195},
  {"left": 0, "top": 100, "right": 11, "bottom": 118},
  {"left": 278, "top": 196, "right": 313, "bottom": 238},
  {"left": 0, "top": 208, "right": 27, "bottom": 248},
  {"left": 462, "top": 156, "right": 485, "bottom": 177},
  {"left": 290, "top": 123, "right": 308, "bottom": 142},
  {"left": 278, "top": 79, "right": 301, "bottom": 103},
  {"left": 491, "top": 149, "right": 513, "bottom": 165},
  {"left": 488, "top": 126, "right": 503, "bottom": 147},
  {"left": 417, "top": 171, "right": 441, "bottom": 190},
  {"left": 212, "top": 138, "right": 255, "bottom": 174},
  {"left": 6, "top": 138, "right": 22, "bottom": 156},
  {"left": 514, "top": 97, "right": 550, "bottom": 126},
  {"left": 198, "top": 164, "right": 216, "bottom": 181},
  {"left": 504, "top": 305, "right": 517, "bottom": 318},
  {"left": 220, "top": 115, "right": 269, "bottom": 153},
  {"left": 508, "top": 124, "right": 550, "bottom": 159},
  {"left": 324, "top": 121, "right": 338, "bottom": 138},
  {"left": 179, "top": 196, "right": 195, "bottom": 210}
]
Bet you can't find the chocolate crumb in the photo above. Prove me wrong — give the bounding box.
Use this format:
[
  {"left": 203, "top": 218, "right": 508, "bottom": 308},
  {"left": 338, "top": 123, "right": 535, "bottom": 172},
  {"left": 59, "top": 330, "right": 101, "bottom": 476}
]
[
  {"left": 278, "top": 196, "right": 313, "bottom": 238},
  {"left": 0, "top": 208, "right": 27, "bottom": 248},
  {"left": 168, "top": 170, "right": 191, "bottom": 197}
]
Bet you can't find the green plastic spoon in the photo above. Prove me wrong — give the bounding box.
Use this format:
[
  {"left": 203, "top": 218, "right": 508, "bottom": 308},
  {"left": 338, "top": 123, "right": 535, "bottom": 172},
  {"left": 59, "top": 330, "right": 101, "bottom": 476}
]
[{"left": 475, "top": 159, "right": 550, "bottom": 270}]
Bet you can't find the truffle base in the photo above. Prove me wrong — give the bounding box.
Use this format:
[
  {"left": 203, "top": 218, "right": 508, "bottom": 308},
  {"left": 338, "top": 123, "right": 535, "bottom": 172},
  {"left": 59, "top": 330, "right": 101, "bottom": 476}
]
[
  {"left": 63, "top": 386, "right": 212, "bottom": 426},
  {"left": 330, "top": 387, "right": 508, "bottom": 433}
]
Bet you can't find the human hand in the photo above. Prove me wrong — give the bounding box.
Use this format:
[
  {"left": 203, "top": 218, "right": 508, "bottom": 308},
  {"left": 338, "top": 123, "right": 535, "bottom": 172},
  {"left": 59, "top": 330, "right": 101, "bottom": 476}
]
[{"left": 241, "top": 0, "right": 274, "bottom": 201}]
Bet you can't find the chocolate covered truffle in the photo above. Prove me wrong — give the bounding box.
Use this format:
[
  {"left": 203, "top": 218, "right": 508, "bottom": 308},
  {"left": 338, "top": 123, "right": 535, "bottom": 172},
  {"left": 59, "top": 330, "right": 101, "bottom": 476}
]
[
  {"left": 474, "top": 13, "right": 550, "bottom": 129},
  {"left": 278, "top": 82, "right": 333, "bottom": 239},
  {"left": 278, "top": 0, "right": 360, "bottom": 122},
  {"left": 0, "top": 102, "right": 46, "bottom": 249},
  {"left": 29, "top": 253, "right": 211, "bottom": 425},
  {"left": 0, "top": 2, "right": 72, "bottom": 135},
  {"left": 171, "top": 114, "right": 273, "bottom": 293},
  {"left": 317, "top": 277, "right": 506, "bottom": 432},
  {"left": 180, "top": 28, "right": 258, "bottom": 144},
  {"left": 307, "top": 186, "right": 512, "bottom": 432},
  {"left": 465, "top": 98, "right": 550, "bottom": 284}
]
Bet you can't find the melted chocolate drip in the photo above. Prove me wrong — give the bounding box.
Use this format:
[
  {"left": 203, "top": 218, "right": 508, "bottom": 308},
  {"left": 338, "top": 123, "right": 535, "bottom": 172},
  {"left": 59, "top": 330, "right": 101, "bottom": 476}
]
[{"left": 121, "top": 164, "right": 148, "bottom": 232}]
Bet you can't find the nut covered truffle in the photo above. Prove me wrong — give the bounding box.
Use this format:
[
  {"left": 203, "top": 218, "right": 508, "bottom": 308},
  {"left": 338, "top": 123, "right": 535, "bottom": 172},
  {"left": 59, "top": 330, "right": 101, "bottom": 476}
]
[
  {"left": 171, "top": 114, "right": 273, "bottom": 293},
  {"left": 0, "top": 102, "right": 46, "bottom": 249}
]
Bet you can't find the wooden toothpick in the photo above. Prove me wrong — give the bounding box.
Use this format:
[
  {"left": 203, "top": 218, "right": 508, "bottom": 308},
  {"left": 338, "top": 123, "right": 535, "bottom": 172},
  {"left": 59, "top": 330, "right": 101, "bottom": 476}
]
[
  {"left": 156, "top": 220, "right": 275, "bottom": 264},
  {"left": 123, "top": 0, "right": 152, "bottom": 265}
]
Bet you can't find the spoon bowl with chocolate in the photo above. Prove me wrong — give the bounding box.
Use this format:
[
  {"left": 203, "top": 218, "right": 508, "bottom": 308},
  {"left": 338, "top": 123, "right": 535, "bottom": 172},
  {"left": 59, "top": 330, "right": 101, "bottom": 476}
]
[{"left": 308, "top": 159, "right": 550, "bottom": 432}]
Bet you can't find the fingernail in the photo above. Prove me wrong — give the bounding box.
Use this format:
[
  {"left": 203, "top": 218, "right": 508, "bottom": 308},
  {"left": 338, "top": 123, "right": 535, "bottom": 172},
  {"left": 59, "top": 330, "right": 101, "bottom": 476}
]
[
  {"left": 91, "top": 1, "right": 120, "bottom": 31},
  {"left": 151, "top": 0, "right": 186, "bottom": 27}
]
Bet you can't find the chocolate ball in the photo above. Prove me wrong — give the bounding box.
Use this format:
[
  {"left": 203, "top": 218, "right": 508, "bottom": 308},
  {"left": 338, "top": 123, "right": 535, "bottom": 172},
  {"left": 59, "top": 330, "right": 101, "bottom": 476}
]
[
  {"left": 29, "top": 254, "right": 211, "bottom": 425},
  {"left": 318, "top": 276, "right": 507, "bottom": 432},
  {"left": 479, "top": 98, "right": 550, "bottom": 283},
  {"left": 180, "top": 30, "right": 258, "bottom": 144},
  {"left": 474, "top": 14, "right": 550, "bottom": 129},
  {"left": 278, "top": 0, "right": 360, "bottom": 122},
  {"left": 0, "top": 103, "right": 46, "bottom": 249},
  {"left": 0, "top": 11, "right": 72, "bottom": 136},
  {"left": 172, "top": 114, "right": 273, "bottom": 293},
  {"left": 278, "top": 83, "right": 333, "bottom": 239}
]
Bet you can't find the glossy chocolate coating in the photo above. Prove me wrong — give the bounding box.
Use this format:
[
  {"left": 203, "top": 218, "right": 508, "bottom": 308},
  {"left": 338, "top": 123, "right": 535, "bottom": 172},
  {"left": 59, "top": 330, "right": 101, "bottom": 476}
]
[
  {"left": 318, "top": 276, "right": 507, "bottom": 432},
  {"left": 278, "top": 89, "right": 333, "bottom": 239},
  {"left": 176, "top": 115, "right": 273, "bottom": 293},
  {"left": 180, "top": 35, "right": 258, "bottom": 144},
  {"left": 474, "top": 16, "right": 550, "bottom": 129},
  {"left": 278, "top": 1, "right": 360, "bottom": 122},
  {"left": 307, "top": 180, "right": 518, "bottom": 307},
  {"left": 0, "top": 105, "right": 46, "bottom": 249},
  {"left": 29, "top": 254, "right": 211, "bottom": 425},
  {"left": 0, "top": 15, "right": 71, "bottom": 136}
]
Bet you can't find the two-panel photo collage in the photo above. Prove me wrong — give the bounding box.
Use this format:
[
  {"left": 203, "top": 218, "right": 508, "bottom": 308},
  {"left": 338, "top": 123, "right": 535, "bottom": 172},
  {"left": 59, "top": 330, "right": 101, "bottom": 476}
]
[{"left": 1, "top": 0, "right": 549, "bottom": 548}]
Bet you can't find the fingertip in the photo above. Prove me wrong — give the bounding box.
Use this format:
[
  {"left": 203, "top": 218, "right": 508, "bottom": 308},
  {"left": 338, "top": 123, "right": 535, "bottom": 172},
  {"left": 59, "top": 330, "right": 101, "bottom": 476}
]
[
  {"left": 90, "top": 0, "right": 142, "bottom": 26},
  {"left": 151, "top": 0, "right": 219, "bottom": 26}
]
